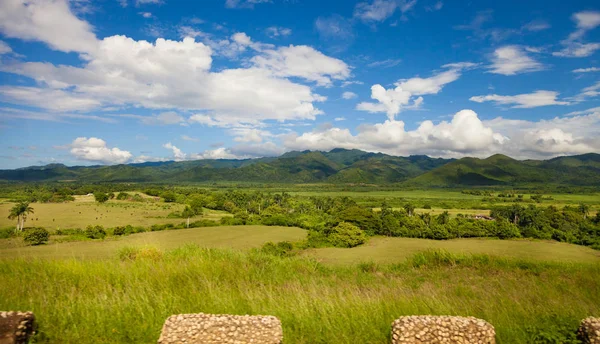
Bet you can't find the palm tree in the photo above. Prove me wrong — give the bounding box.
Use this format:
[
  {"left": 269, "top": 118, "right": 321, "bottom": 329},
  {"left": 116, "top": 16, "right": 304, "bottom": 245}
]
[
  {"left": 8, "top": 202, "right": 34, "bottom": 232},
  {"left": 578, "top": 204, "right": 590, "bottom": 220}
]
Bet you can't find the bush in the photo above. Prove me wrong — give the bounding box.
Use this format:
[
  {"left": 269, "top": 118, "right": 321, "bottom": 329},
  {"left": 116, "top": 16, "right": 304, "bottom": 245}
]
[
  {"left": 0, "top": 228, "right": 16, "bottom": 239},
  {"left": 23, "top": 228, "right": 50, "bottom": 245},
  {"left": 85, "top": 225, "right": 106, "bottom": 239},
  {"left": 116, "top": 192, "right": 129, "bottom": 200},
  {"left": 328, "top": 222, "right": 367, "bottom": 248},
  {"left": 94, "top": 192, "right": 109, "bottom": 203},
  {"left": 259, "top": 241, "right": 295, "bottom": 257}
]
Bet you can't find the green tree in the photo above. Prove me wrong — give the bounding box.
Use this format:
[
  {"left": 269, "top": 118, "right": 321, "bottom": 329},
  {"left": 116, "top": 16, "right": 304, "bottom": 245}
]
[
  {"left": 94, "top": 192, "right": 109, "bottom": 203},
  {"left": 328, "top": 222, "right": 367, "bottom": 248},
  {"left": 162, "top": 191, "right": 177, "bottom": 203},
  {"left": 8, "top": 202, "right": 34, "bottom": 232}
]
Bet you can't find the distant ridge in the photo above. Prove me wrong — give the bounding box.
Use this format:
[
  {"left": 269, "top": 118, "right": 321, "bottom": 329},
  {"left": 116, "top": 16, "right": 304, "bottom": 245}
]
[{"left": 1, "top": 149, "right": 599, "bottom": 186}]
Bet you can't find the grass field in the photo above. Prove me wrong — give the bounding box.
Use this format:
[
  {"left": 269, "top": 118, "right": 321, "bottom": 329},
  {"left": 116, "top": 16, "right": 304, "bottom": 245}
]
[
  {"left": 0, "top": 225, "right": 306, "bottom": 259},
  {"left": 0, "top": 247, "right": 598, "bottom": 343},
  {"left": 306, "top": 236, "right": 600, "bottom": 265},
  {"left": 0, "top": 196, "right": 230, "bottom": 230}
]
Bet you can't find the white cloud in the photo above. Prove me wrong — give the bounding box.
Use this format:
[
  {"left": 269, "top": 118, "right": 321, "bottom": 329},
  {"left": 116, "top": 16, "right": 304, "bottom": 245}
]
[
  {"left": 488, "top": 46, "right": 544, "bottom": 75},
  {"left": 341, "top": 81, "right": 364, "bottom": 88},
  {"left": 334, "top": 117, "right": 346, "bottom": 121},
  {"left": 181, "top": 135, "right": 199, "bottom": 142},
  {"left": 470, "top": 91, "right": 570, "bottom": 108},
  {"left": 554, "top": 11, "right": 600, "bottom": 58},
  {"left": 279, "top": 109, "right": 600, "bottom": 159},
  {"left": 139, "top": 12, "right": 152, "bottom": 18},
  {"left": 250, "top": 45, "right": 350, "bottom": 86},
  {"left": 3, "top": 34, "right": 331, "bottom": 126},
  {"left": 367, "top": 59, "right": 402, "bottom": 68},
  {"left": 70, "top": 137, "right": 132, "bottom": 164},
  {"left": 573, "top": 67, "right": 600, "bottom": 73},
  {"left": 342, "top": 91, "right": 357, "bottom": 100},
  {"left": 553, "top": 43, "right": 600, "bottom": 58},
  {"left": 191, "top": 147, "right": 239, "bottom": 159},
  {"left": 163, "top": 142, "right": 187, "bottom": 161},
  {"left": 483, "top": 109, "right": 600, "bottom": 158},
  {"left": 283, "top": 110, "right": 506, "bottom": 157},
  {"left": 314, "top": 15, "right": 354, "bottom": 51},
  {"left": 579, "top": 81, "right": 600, "bottom": 99},
  {"left": 265, "top": 26, "right": 292, "bottom": 38},
  {"left": 225, "top": 0, "right": 271, "bottom": 9},
  {"left": 357, "top": 64, "right": 468, "bottom": 119},
  {"left": 0, "top": 107, "right": 116, "bottom": 123},
  {"left": 0, "top": 86, "right": 102, "bottom": 112},
  {"left": 141, "top": 111, "right": 186, "bottom": 125},
  {"left": 522, "top": 20, "right": 551, "bottom": 32},
  {"left": 0, "top": 0, "right": 98, "bottom": 53},
  {"left": 136, "top": 0, "right": 162, "bottom": 5},
  {"left": 0, "top": 40, "right": 12, "bottom": 55},
  {"left": 354, "top": 0, "right": 416, "bottom": 23},
  {"left": 230, "top": 128, "right": 270, "bottom": 143}
]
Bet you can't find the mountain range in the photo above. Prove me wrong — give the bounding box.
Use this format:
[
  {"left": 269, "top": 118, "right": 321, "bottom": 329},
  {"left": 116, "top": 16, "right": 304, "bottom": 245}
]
[{"left": 1, "top": 149, "right": 599, "bottom": 187}]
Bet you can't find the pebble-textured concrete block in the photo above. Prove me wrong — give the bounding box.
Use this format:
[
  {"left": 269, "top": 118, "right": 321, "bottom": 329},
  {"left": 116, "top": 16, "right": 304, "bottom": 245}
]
[
  {"left": 579, "top": 317, "right": 600, "bottom": 344},
  {"left": 391, "top": 316, "right": 495, "bottom": 344},
  {"left": 157, "top": 313, "right": 283, "bottom": 344},
  {"left": 0, "top": 311, "right": 36, "bottom": 344}
]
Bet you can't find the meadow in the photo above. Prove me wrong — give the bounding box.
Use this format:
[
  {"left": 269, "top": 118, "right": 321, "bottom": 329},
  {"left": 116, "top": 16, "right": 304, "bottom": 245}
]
[
  {"left": 1, "top": 186, "right": 600, "bottom": 343},
  {"left": 0, "top": 247, "right": 599, "bottom": 343}
]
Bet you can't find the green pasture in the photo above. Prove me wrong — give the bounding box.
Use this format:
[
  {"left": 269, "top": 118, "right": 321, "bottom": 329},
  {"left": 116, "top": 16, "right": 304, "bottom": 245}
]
[
  {"left": 306, "top": 236, "right": 600, "bottom": 265},
  {"left": 0, "top": 197, "right": 229, "bottom": 230},
  {"left": 0, "top": 225, "right": 306, "bottom": 259}
]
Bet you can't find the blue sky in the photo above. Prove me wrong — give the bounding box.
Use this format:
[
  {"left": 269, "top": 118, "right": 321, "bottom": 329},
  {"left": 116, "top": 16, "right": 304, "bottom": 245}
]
[{"left": 0, "top": 0, "right": 599, "bottom": 168}]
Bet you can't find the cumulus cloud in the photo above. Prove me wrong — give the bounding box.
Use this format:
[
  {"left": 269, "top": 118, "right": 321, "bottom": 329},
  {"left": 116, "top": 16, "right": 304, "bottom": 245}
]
[
  {"left": 357, "top": 64, "right": 470, "bottom": 119},
  {"left": 163, "top": 142, "right": 187, "bottom": 161},
  {"left": 488, "top": 46, "right": 544, "bottom": 75},
  {"left": 70, "top": 137, "right": 132, "bottom": 164},
  {"left": 354, "top": 0, "right": 416, "bottom": 23},
  {"left": 483, "top": 108, "right": 600, "bottom": 158},
  {"left": 276, "top": 108, "right": 600, "bottom": 159},
  {"left": 470, "top": 91, "right": 570, "bottom": 108},
  {"left": 342, "top": 91, "right": 357, "bottom": 100},
  {"left": 0, "top": 0, "right": 97, "bottom": 53},
  {"left": 283, "top": 110, "right": 506, "bottom": 157},
  {"left": 250, "top": 45, "right": 350, "bottom": 86},
  {"left": 190, "top": 147, "right": 239, "bottom": 159}
]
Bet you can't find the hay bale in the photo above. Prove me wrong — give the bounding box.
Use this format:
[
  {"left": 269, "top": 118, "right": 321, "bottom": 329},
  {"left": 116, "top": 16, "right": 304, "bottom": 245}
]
[
  {"left": 157, "top": 313, "right": 283, "bottom": 344},
  {"left": 391, "top": 315, "right": 495, "bottom": 344},
  {"left": 578, "top": 317, "right": 600, "bottom": 344},
  {"left": 0, "top": 311, "right": 36, "bottom": 344}
]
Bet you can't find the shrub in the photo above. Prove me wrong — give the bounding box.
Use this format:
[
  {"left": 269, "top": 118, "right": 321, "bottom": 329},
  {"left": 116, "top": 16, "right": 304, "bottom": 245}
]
[
  {"left": 94, "top": 192, "right": 109, "bottom": 203},
  {"left": 23, "top": 228, "right": 49, "bottom": 245},
  {"left": 116, "top": 192, "right": 129, "bottom": 200},
  {"left": 0, "top": 228, "right": 15, "bottom": 239},
  {"left": 259, "top": 241, "right": 295, "bottom": 257},
  {"left": 85, "top": 225, "right": 106, "bottom": 239},
  {"left": 328, "top": 222, "right": 367, "bottom": 248}
]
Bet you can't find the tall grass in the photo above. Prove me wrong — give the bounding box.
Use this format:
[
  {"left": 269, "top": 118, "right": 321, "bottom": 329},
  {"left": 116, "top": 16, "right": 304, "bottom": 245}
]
[{"left": 0, "top": 247, "right": 598, "bottom": 343}]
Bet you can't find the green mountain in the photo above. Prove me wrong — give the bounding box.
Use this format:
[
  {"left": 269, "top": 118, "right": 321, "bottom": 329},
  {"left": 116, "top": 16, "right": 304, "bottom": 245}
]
[
  {"left": 1, "top": 150, "right": 599, "bottom": 186},
  {"left": 407, "top": 153, "right": 600, "bottom": 187}
]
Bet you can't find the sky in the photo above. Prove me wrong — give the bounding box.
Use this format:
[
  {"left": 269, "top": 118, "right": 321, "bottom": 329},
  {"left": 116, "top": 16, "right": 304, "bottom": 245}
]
[{"left": 0, "top": 0, "right": 599, "bottom": 169}]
